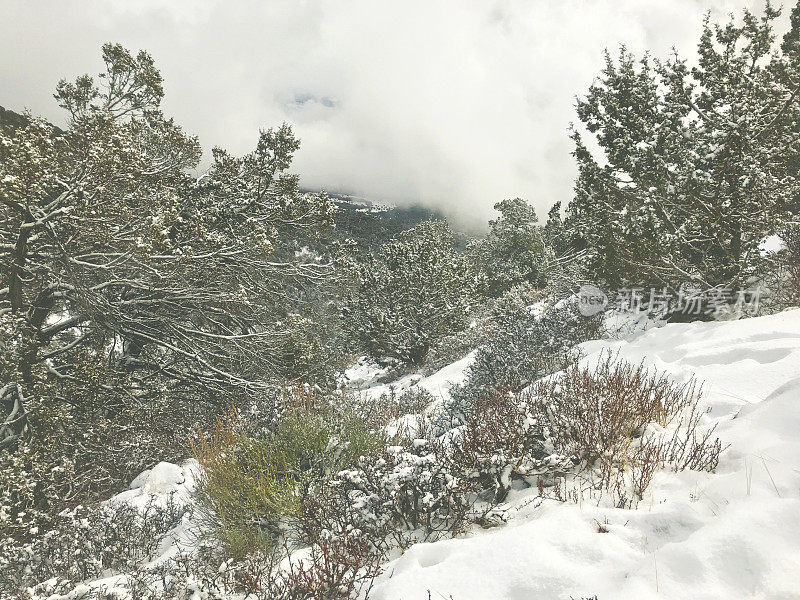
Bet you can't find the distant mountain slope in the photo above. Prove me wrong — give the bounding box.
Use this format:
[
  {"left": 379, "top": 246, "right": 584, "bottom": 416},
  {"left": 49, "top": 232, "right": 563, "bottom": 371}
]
[
  {"left": 0, "top": 105, "right": 29, "bottom": 134},
  {"left": 313, "top": 192, "right": 455, "bottom": 255},
  {"left": 0, "top": 104, "right": 64, "bottom": 136}
]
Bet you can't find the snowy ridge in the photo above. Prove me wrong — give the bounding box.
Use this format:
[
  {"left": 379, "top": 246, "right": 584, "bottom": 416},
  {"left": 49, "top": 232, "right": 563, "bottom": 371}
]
[{"left": 369, "top": 309, "right": 800, "bottom": 600}]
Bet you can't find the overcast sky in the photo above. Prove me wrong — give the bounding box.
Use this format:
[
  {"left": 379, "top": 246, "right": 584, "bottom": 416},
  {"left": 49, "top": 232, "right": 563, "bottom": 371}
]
[{"left": 0, "top": 0, "right": 766, "bottom": 228}]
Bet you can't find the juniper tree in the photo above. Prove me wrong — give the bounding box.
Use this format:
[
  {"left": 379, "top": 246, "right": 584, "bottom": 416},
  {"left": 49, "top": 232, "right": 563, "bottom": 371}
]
[
  {"left": 345, "top": 221, "right": 473, "bottom": 365},
  {"left": 471, "top": 198, "right": 552, "bottom": 298},
  {"left": 566, "top": 4, "right": 800, "bottom": 293},
  {"left": 0, "top": 44, "right": 333, "bottom": 485},
  {"left": 543, "top": 201, "right": 570, "bottom": 257}
]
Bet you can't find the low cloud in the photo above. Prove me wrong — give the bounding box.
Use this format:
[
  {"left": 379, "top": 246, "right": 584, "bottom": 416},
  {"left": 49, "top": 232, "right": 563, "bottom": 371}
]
[{"left": 0, "top": 0, "right": 763, "bottom": 228}]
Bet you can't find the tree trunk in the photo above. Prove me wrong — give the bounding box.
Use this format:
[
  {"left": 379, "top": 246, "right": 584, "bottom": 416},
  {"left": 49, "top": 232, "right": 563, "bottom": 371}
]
[{"left": 8, "top": 217, "right": 32, "bottom": 314}]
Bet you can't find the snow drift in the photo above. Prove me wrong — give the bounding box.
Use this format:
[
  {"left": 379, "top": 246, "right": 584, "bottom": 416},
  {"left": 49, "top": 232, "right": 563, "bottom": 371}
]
[{"left": 369, "top": 309, "right": 800, "bottom": 600}]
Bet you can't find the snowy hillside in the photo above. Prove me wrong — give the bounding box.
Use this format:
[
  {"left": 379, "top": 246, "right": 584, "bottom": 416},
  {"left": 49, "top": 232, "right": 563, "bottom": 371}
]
[
  {"left": 4, "top": 9, "right": 800, "bottom": 600},
  {"left": 42, "top": 309, "right": 800, "bottom": 600},
  {"left": 369, "top": 309, "right": 800, "bottom": 600}
]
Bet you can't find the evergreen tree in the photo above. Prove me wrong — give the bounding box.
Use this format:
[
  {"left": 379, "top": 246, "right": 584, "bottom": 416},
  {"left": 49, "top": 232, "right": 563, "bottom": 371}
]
[
  {"left": 345, "top": 221, "right": 473, "bottom": 365},
  {"left": 472, "top": 198, "right": 552, "bottom": 297},
  {"left": 543, "top": 201, "right": 570, "bottom": 257},
  {"left": 0, "top": 44, "right": 335, "bottom": 505},
  {"left": 566, "top": 5, "right": 800, "bottom": 293}
]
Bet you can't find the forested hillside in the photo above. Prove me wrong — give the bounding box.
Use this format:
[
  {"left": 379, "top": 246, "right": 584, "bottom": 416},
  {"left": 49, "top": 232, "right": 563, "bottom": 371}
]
[
  {"left": 1, "top": 5, "right": 799, "bottom": 600},
  {"left": 315, "top": 195, "right": 450, "bottom": 255},
  {"left": 0, "top": 106, "right": 30, "bottom": 134}
]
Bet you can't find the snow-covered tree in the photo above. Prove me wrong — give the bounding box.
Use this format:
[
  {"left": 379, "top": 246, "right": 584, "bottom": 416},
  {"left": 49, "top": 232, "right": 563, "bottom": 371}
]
[
  {"left": 0, "top": 44, "right": 335, "bottom": 521},
  {"left": 345, "top": 221, "right": 474, "bottom": 365},
  {"left": 566, "top": 5, "right": 800, "bottom": 292},
  {"left": 442, "top": 284, "right": 602, "bottom": 431},
  {"left": 542, "top": 201, "right": 570, "bottom": 257},
  {"left": 471, "top": 198, "right": 552, "bottom": 297}
]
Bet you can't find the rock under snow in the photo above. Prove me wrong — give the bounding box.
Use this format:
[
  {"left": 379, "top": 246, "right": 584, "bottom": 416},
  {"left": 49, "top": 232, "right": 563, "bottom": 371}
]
[{"left": 111, "top": 459, "right": 198, "bottom": 509}]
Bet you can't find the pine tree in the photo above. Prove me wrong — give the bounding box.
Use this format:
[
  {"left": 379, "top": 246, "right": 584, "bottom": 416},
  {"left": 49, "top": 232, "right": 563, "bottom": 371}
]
[{"left": 543, "top": 201, "right": 570, "bottom": 257}]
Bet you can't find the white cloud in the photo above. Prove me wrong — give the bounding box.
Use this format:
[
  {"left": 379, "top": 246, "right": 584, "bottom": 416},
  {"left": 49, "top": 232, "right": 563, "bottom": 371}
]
[{"left": 0, "top": 0, "right": 767, "bottom": 228}]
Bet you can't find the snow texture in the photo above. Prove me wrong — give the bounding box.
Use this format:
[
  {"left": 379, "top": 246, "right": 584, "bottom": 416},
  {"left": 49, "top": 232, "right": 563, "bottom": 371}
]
[
  {"left": 370, "top": 309, "right": 800, "bottom": 600},
  {"left": 344, "top": 352, "right": 476, "bottom": 407}
]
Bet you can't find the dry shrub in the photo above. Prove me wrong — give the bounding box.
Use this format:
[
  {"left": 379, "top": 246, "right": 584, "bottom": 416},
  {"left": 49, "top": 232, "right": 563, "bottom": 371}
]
[
  {"left": 335, "top": 387, "right": 435, "bottom": 441},
  {"left": 766, "top": 225, "right": 800, "bottom": 312},
  {"left": 447, "top": 389, "right": 546, "bottom": 503},
  {"left": 321, "top": 440, "right": 488, "bottom": 551},
  {"left": 525, "top": 353, "right": 723, "bottom": 504},
  {"left": 2, "top": 497, "right": 188, "bottom": 592},
  {"left": 442, "top": 353, "right": 722, "bottom": 509},
  {"left": 68, "top": 531, "right": 385, "bottom": 600},
  {"left": 158, "top": 535, "right": 383, "bottom": 600},
  {"left": 784, "top": 226, "right": 800, "bottom": 307},
  {"left": 280, "top": 533, "right": 385, "bottom": 600},
  {"left": 529, "top": 355, "right": 690, "bottom": 467},
  {"left": 336, "top": 390, "right": 400, "bottom": 433},
  {"left": 281, "top": 383, "right": 326, "bottom": 415}
]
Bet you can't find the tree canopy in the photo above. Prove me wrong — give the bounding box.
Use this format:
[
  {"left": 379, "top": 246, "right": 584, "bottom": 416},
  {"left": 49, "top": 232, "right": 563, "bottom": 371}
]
[
  {"left": 566, "top": 5, "right": 800, "bottom": 292},
  {"left": 0, "top": 44, "right": 334, "bottom": 452}
]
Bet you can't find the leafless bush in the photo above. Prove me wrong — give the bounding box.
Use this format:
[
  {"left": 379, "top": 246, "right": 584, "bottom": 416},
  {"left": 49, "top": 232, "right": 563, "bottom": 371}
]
[
  {"left": 340, "top": 387, "right": 434, "bottom": 434},
  {"left": 525, "top": 353, "right": 723, "bottom": 504},
  {"left": 762, "top": 225, "right": 800, "bottom": 313},
  {"left": 781, "top": 225, "right": 800, "bottom": 308},
  {"left": 281, "top": 533, "right": 384, "bottom": 600},
  {"left": 321, "top": 440, "right": 488, "bottom": 550},
  {"left": 446, "top": 389, "right": 571, "bottom": 503},
  {"left": 173, "top": 534, "right": 382, "bottom": 600},
  {"left": 1, "top": 495, "right": 188, "bottom": 592},
  {"left": 438, "top": 353, "right": 723, "bottom": 508}
]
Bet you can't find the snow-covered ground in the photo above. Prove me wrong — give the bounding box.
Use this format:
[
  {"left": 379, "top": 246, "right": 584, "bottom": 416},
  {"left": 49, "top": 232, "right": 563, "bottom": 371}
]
[
  {"left": 342, "top": 351, "right": 476, "bottom": 406},
  {"left": 369, "top": 308, "right": 800, "bottom": 600},
  {"left": 42, "top": 309, "right": 800, "bottom": 600}
]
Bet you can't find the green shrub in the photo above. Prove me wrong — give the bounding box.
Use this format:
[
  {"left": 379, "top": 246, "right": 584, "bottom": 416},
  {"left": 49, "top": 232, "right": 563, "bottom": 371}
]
[
  {"left": 193, "top": 402, "right": 384, "bottom": 558},
  {"left": 345, "top": 221, "right": 475, "bottom": 365},
  {"left": 440, "top": 284, "right": 602, "bottom": 432},
  {"left": 0, "top": 383, "right": 211, "bottom": 555}
]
